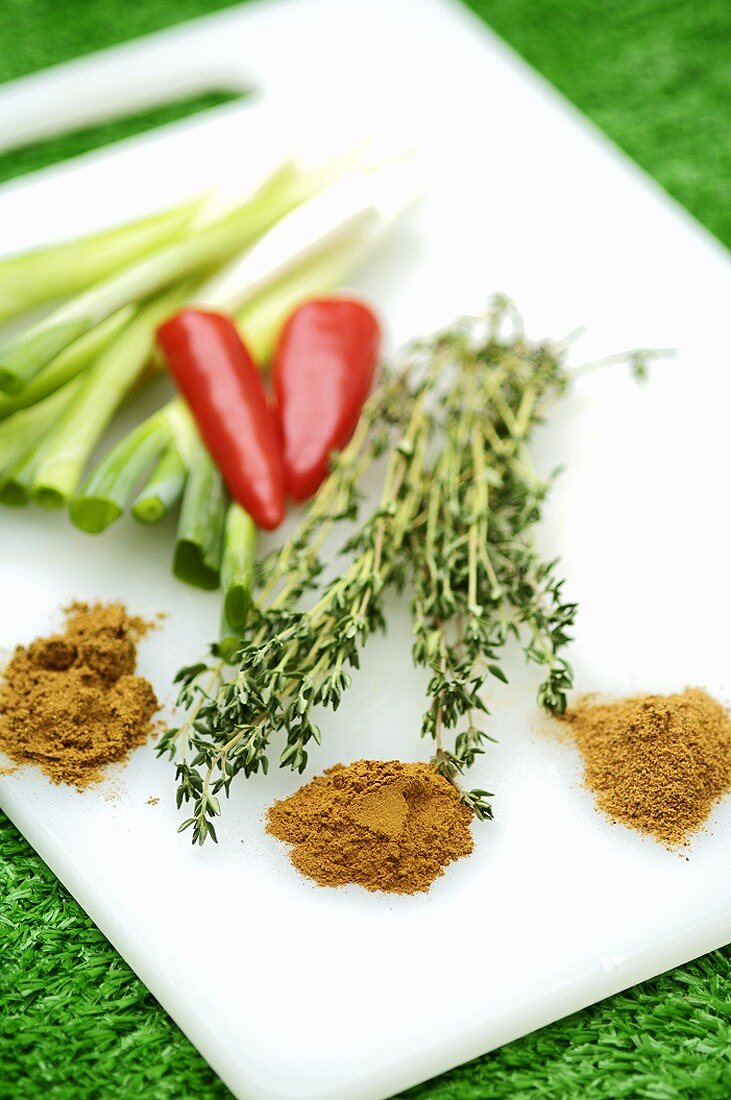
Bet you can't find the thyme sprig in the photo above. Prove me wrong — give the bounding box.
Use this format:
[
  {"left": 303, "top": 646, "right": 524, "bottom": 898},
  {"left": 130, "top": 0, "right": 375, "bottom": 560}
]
[
  {"left": 164, "top": 296, "right": 637, "bottom": 843},
  {"left": 158, "top": 370, "right": 415, "bottom": 843},
  {"left": 404, "top": 299, "right": 574, "bottom": 817}
]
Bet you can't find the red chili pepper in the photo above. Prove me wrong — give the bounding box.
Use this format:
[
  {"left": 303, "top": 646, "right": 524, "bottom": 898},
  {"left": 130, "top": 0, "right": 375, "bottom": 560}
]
[
  {"left": 272, "top": 297, "right": 381, "bottom": 501},
  {"left": 157, "top": 309, "right": 285, "bottom": 530}
]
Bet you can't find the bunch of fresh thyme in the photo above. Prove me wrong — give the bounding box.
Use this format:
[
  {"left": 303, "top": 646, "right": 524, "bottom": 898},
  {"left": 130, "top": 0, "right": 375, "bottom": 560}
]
[{"left": 160, "top": 295, "right": 650, "bottom": 843}]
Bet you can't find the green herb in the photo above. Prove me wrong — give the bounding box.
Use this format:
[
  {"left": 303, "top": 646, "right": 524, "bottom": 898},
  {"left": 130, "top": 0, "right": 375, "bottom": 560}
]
[
  {"left": 407, "top": 303, "right": 575, "bottom": 819},
  {"left": 163, "top": 297, "right": 591, "bottom": 843}
]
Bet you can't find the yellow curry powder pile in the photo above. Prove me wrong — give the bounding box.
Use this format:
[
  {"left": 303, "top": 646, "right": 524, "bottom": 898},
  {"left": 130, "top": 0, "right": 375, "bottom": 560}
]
[
  {"left": 267, "top": 759, "right": 474, "bottom": 893},
  {"left": 0, "top": 602, "right": 158, "bottom": 787},
  {"left": 566, "top": 688, "right": 731, "bottom": 845}
]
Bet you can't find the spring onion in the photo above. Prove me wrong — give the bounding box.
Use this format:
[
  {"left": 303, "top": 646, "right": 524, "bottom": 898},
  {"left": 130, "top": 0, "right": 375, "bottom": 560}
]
[
  {"left": 0, "top": 449, "right": 40, "bottom": 507},
  {"left": 0, "top": 307, "right": 134, "bottom": 421},
  {"left": 219, "top": 503, "right": 257, "bottom": 661},
  {"left": 0, "top": 379, "right": 81, "bottom": 485},
  {"left": 0, "top": 161, "right": 307, "bottom": 393},
  {"left": 0, "top": 153, "right": 416, "bottom": 609},
  {"left": 29, "top": 284, "right": 187, "bottom": 509},
  {"left": 0, "top": 197, "right": 203, "bottom": 324},
  {"left": 131, "top": 401, "right": 196, "bottom": 524},
  {"left": 70, "top": 409, "right": 173, "bottom": 533},
  {"left": 197, "top": 160, "right": 417, "bottom": 317},
  {"left": 131, "top": 444, "right": 187, "bottom": 525},
  {"left": 173, "top": 439, "right": 227, "bottom": 590}
]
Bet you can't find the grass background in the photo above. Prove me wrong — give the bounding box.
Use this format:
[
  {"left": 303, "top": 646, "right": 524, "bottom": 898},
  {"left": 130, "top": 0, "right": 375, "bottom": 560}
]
[{"left": 0, "top": 0, "right": 729, "bottom": 1097}]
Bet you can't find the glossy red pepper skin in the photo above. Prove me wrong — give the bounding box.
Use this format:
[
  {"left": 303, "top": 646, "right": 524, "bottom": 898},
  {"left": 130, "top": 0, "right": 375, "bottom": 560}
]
[
  {"left": 272, "top": 297, "right": 381, "bottom": 501},
  {"left": 157, "top": 309, "right": 285, "bottom": 530}
]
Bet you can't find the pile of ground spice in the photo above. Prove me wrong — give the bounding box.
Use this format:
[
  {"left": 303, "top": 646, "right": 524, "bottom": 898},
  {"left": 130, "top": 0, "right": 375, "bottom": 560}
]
[
  {"left": 0, "top": 602, "right": 158, "bottom": 788},
  {"left": 565, "top": 688, "right": 731, "bottom": 846},
  {"left": 267, "top": 759, "right": 474, "bottom": 893}
]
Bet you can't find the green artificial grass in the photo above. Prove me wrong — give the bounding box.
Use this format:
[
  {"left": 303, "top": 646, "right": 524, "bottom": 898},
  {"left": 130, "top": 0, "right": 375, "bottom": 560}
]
[
  {"left": 2, "top": 798, "right": 731, "bottom": 1100},
  {"left": 0, "top": 2, "right": 730, "bottom": 1098},
  {"left": 466, "top": 0, "right": 731, "bottom": 248}
]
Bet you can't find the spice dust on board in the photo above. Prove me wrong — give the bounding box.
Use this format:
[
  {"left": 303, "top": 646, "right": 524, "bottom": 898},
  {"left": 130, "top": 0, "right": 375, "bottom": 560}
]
[
  {"left": 267, "top": 759, "right": 474, "bottom": 894},
  {"left": 0, "top": 602, "right": 159, "bottom": 788},
  {"left": 564, "top": 688, "right": 731, "bottom": 846}
]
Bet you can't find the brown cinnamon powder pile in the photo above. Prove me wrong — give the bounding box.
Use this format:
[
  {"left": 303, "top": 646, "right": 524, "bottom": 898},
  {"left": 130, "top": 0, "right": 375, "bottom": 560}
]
[
  {"left": 267, "top": 759, "right": 474, "bottom": 893},
  {"left": 0, "top": 602, "right": 158, "bottom": 787},
  {"left": 566, "top": 688, "right": 731, "bottom": 845}
]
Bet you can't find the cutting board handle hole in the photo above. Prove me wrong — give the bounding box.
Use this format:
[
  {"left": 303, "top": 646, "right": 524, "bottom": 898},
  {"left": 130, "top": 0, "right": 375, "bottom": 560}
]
[{"left": 0, "top": 89, "right": 249, "bottom": 186}]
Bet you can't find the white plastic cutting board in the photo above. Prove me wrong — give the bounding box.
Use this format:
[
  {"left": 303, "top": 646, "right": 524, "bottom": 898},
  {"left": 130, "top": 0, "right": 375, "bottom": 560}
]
[{"left": 1, "top": 2, "right": 730, "bottom": 1098}]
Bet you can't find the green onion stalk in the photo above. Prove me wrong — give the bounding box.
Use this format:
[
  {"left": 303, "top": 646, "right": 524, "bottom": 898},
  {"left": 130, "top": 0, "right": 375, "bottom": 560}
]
[
  {"left": 173, "top": 437, "right": 228, "bottom": 591},
  {"left": 70, "top": 397, "right": 195, "bottom": 532},
  {"left": 0, "top": 160, "right": 308, "bottom": 393},
  {"left": 0, "top": 307, "right": 134, "bottom": 421},
  {"left": 28, "top": 284, "right": 188, "bottom": 510},
  {"left": 0, "top": 162, "right": 365, "bottom": 517},
  {"left": 131, "top": 400, "right": 196, "bottom": 525},
  {"left": 0, "top": 380, "right": 82, "bottom": 503},
  {"left": 219, "top": 504, "right": 257, "bottom": 660},
  {"left": 69, "top": 407, "right": 175, "bottom": 534},
  {"left": 0, "top": 197, "right": 203, "bottom": 324},
  {"left": 236, "top": 241, "right": 367, "bottom": 364}
]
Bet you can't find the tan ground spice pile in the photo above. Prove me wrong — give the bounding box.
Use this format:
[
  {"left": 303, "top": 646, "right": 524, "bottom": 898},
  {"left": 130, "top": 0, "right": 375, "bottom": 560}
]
[
  {"left": 267, "top": 759, "right": 474, "bottom": 893},
  {"left": 0, "top": 602, "right": 158, "bottom": 787},
  {"left": 566, "top": 688, "right": 731, "bottom": 845}
]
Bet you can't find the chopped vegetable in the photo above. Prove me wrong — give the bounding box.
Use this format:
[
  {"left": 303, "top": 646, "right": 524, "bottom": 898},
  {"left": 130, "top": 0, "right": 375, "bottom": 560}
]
[
  {"left": 131, "top": 401, "right": 197, "bottom": 524},
  {"left": 0, "top": 152, "right": 415, "bottom": 602},
  {"left": 273, "top": 296, "right": 381, "bottom": 500},
  {"left": 131, "top": 443, "right": 187, "bottom": 525},
  {"left": 219, "top": 503, "right": 257, "bottom": 660},
  {"left": 157, "top": 309, "right": 285, "bottom": 530},
  {"left": 70, "top": 409, "right": 173, "bottom": 533},
  {"left": 173, "top": 439, "right": 227, "bottom": 590},
  {"left": 0, "top": 443, "right": 44, "bottom": 507},
  {"left": 65, "top": 194, "right": 386, "bottom": 584}
]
